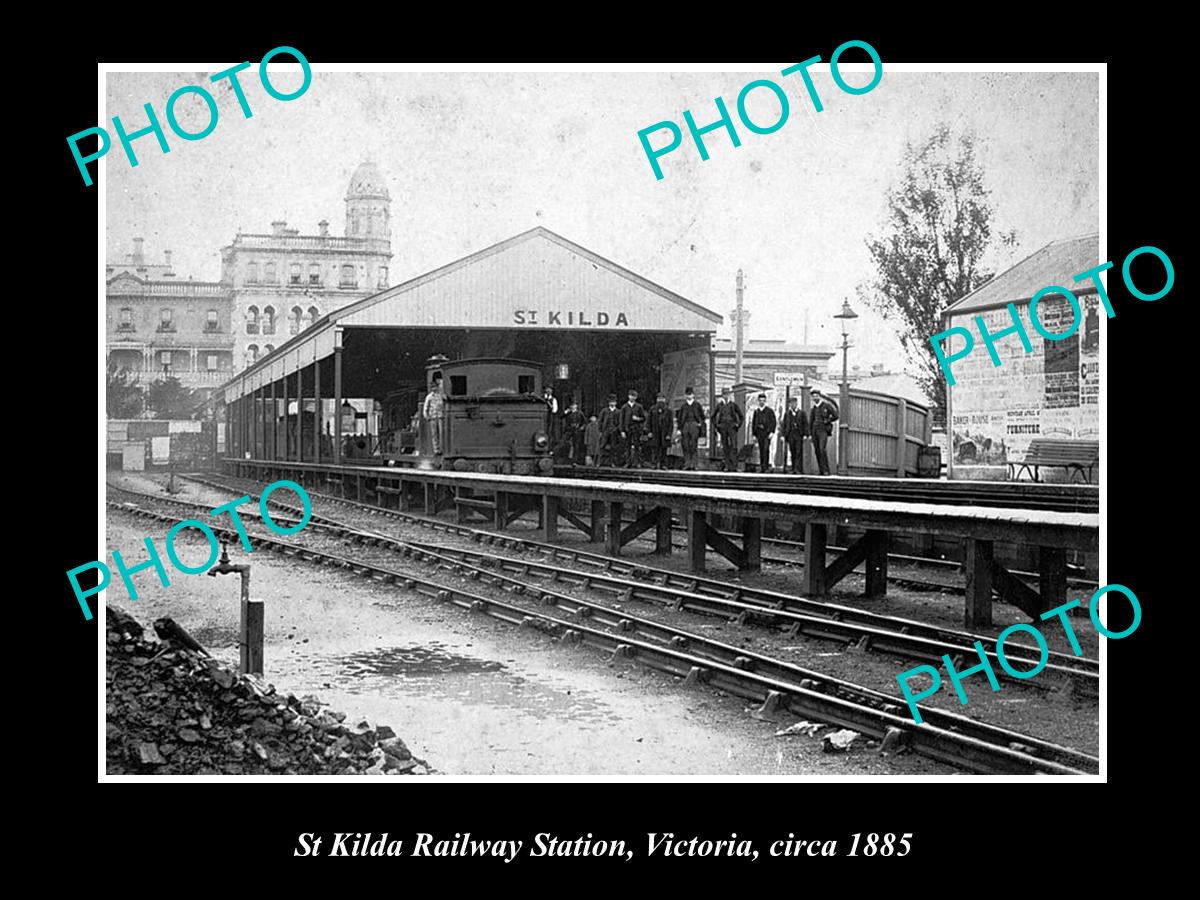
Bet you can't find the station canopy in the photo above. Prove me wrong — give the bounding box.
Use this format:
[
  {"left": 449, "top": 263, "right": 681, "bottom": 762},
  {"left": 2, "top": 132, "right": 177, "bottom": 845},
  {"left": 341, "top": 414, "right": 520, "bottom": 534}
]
[{"left": 221, "top": 227, "right": 722, "bottom": 403}]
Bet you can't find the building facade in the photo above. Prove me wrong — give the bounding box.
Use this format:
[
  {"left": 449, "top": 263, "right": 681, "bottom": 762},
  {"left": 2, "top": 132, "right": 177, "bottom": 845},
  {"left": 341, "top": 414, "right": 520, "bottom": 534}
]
[
  {"left": 942, "top": 234, "right": 1101, "bottom": 480},
  {"left": 220, "top": 161, "right": 393, "bottom": 370},
  {"left": 106, "top": 161, "right": 396, "bottom": 401},
  {"left": 711, "top": 338, "right": 833, "bottom": 391},
  {"left": 106, "top": 240, "right": 235, "bottom": 392}
]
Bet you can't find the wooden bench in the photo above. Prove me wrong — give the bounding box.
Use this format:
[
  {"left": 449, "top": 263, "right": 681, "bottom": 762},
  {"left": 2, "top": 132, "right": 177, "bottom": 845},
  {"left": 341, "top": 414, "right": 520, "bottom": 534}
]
[{"left": 1008, "top": 439, "right": 1099, "bottom": 484}]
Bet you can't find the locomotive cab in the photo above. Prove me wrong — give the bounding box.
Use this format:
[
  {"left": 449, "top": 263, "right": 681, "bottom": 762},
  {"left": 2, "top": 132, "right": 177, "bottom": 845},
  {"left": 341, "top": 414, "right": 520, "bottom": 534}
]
[{"left": 424, "top": 358, "right": 554, "bottom": 474}]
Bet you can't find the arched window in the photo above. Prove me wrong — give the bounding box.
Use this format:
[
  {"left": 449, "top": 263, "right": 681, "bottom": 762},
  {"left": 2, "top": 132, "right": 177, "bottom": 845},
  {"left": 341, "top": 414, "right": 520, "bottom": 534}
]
[
  {"left": 247, "top": 344, "right": 259, "bottom": 363},
  {"left": 158, "top": 308, "right": 174, "bottom": 332},
  {"left": 205, "top": 309, "right": 219, "bottom": 332},
  {"left": 265, "top": 344, "right": 275, "bottom": 354},
  {"left": 308, "top": 263, "right": 320, "bottom": 286},
  {"left": 265, "top": 262, "right": 277, "bottom": 283},
  {"left": 246, "top": 305, "right": 259, "bottom": 334},
  {"left": 289, "top": 263, "right": 301, "bottom": 285},
  {"left": 247, "top": 262, "right": 259, "bottom": 284},
  {"left": 263, "top": 306, "right": 276, "bottom": 334},
  {"left": 307, "top": 305, "right": 319, "bottom": 327},
  {"left": 118, "top": 307, "right": 134, "bottom": 331},
  {"left": 340, "top": 264, "right": 356, "bottom": 288},
  {"left": 377, "top": 266, "right": 388, "bottom": 288},
  {"left": 290, "top": 306, "right": 303, "bottom": 335}
]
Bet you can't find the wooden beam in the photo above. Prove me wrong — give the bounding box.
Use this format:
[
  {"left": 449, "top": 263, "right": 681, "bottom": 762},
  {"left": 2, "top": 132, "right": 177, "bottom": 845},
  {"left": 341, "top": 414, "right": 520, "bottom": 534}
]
[
  {"left": 313, "top": 359, "right": 321, "bottom": 464},
  {"left": 494, "top": 491, "right": 509, "bottom": 530},
  {"left": 607, "top": 502, "right": 624, "bottom": 555},
  {"left": 703, "top": 524, "right": 747, "bottom": 569},
  {"left": 589, "top": 500, "right": 605, "bottom": 543},
  {"left": 864, "top": 529, "right": 888, "bottom": 598},
  {"left": 543, "top": 495, "right": 559, "bottom": 540},
  {"left": 655, "top": 507, "right": 673, "bottom": 555},
  {"left": 1039, "top": 546, "right": 1066, "bottom": 615},
  {"left": 688, "top": 509, "right": 707, "bottom": 572},
  {"left": 558, "top": 506, "right": 591, "bottom": 538},
  {"left": 282, "top": 370, "right": 289, "bottom": 462},
  {"left": 824, "top": 530, "right": 871, "bottom": 587},
  {"left": 505, "top": 493, "right": 539, "bottom": 527},
  {"left": 240, "top": 597, "right": 264, "bottom": 676},
  {"left": 802, "top": 523, "right": 828, "bottom": 596},
  {"left": 741, "top": 517, "right": 762, "bottom": 570},
  {"left": 991, "top": 557, "right": 1046, "bottom": 620},
  {"left": 964, "top": 538, "right": 994, "bottom": 629},
  {"left": 619, "top": 506, "right": 663, "bottom": 548},
  {"left": 333, "top": 345, "right": 342, "bottom": 464}
]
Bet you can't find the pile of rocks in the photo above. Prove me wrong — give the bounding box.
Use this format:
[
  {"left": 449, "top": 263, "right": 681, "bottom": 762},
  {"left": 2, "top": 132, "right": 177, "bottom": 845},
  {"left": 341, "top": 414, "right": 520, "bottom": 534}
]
[{"left": 106, "top": 606, "right": 429, "bottom": 776}]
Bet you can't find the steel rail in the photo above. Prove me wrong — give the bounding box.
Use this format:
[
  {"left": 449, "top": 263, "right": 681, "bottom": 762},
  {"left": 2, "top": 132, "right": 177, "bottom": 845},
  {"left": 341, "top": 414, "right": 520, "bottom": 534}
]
[
  {"left": 120, "top": 478, "right": 1090, "bottom": 684},
  {"left": 180, "top": 473, "right": 1100, "bottom": 675},
  {"left": 106, "top": 494, "right": 1098, "bottom": 775}
]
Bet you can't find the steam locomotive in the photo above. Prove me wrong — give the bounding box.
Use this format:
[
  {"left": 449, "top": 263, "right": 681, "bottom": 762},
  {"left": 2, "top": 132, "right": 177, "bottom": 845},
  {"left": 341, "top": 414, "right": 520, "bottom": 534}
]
[{"left": 380, "top": 357, "right": 555, "bottom": 474}]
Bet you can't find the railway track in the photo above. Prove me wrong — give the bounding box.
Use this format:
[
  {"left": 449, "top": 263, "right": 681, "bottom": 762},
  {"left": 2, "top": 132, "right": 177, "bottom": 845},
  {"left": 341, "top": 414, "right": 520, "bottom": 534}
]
[
  {"left": 555, "top": 466, "right": 1100, "bottom": 514},
  {"left": 179, "top": 473, "right": 1100, "bottom": 684},
  {"left": 106, "top": 480, "right": 1100, "bottom": 775}
]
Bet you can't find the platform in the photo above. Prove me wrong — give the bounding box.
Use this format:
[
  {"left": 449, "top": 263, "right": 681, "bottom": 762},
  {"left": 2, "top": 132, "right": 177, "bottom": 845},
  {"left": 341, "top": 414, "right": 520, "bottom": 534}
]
[{"left": 224, "top": 458, "right": 1100, "bottom": 630}]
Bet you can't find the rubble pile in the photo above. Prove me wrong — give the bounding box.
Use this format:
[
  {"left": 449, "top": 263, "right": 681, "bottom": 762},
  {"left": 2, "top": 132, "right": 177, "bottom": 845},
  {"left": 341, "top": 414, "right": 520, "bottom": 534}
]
[{"left": 106, "top": 606, "right": 429, "bottom": 776}]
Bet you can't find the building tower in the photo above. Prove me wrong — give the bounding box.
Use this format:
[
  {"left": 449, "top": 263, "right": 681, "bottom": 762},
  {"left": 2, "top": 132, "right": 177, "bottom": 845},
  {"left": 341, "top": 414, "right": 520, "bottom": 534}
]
[{"left": 345, "top": 160, "right": 391, "bottom": 242}]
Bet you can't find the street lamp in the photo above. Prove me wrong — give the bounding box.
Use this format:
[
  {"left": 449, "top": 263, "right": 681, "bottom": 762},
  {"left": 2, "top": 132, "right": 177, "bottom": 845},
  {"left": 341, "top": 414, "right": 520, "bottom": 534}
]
[{"left": 834, "top": 299, "right": 858, "bottom": 475}]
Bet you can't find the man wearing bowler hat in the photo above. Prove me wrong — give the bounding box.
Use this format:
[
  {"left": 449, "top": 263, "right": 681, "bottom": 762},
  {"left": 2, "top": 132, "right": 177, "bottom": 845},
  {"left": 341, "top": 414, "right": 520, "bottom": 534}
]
[
  {"left": 712, "top": 387, "right": 744, "bottom": 472},
  {"left": 810, "top": 388, "right": 839, "bottom": 475},
  {"left": 750, "top": 392, "right": 777, "bottom": 472},
  {"left": 675, "top": 386, "right": 706, "bottom": 471},
  {"left": 620, "top": 389, "right": 647, "bottom": 468}
]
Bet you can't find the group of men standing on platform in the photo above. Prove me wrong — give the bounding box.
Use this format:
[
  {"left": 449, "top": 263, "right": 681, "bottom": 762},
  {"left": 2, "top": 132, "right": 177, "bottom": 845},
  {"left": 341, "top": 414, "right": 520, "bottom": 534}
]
[
  {"left": 711, "top": 387, "right": 838, "bottom": 474},
  {"left": 550, "top": 387, "right": 708, "bottom": 470},
  {"left": 547, "top": 384, "right": 840, "bottom": 475}
]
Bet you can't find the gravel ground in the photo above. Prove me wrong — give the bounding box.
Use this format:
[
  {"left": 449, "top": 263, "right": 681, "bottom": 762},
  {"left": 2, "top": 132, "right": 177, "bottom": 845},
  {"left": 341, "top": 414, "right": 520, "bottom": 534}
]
[{"left": 106, "top": 471, "right": 1098, "bottom": 771}]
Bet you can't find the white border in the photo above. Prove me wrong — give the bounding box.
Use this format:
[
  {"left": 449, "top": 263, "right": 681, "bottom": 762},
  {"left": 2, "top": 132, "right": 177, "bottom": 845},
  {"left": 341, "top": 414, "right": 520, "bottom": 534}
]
[{"left": 97, "top": 60, "right": 1107, "bottom": 783}]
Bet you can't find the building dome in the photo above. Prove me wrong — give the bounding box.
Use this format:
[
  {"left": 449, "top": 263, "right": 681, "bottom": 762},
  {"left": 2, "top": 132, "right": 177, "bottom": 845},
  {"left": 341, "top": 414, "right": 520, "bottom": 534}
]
[{"left": 346, "top": 160, "right": 390, "bottom": 201}]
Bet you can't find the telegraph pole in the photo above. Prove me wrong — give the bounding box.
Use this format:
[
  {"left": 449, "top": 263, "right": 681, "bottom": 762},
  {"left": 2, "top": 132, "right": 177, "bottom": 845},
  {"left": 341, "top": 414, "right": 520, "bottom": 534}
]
[{"left": 733, "top": 269, "right": 746, "bottom": 385}]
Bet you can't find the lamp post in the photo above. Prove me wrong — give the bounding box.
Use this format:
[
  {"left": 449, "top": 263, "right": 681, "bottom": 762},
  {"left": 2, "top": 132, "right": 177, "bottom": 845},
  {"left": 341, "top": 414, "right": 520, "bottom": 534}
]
[{"left": 834, "top": 299, "right": 858, "bottom": 475}]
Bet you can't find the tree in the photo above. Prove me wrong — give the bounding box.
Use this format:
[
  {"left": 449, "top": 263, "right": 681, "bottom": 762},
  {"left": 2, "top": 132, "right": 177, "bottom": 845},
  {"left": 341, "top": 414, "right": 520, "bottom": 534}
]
[
  {"left": 106, "top": 361, "right": 144, "bottom": 419},
  {"left": 859, "top": 124, "right": 1017, "bottom": 416},
  {"left": 147, "top": 376, "right": 202, "bottom": 420}
]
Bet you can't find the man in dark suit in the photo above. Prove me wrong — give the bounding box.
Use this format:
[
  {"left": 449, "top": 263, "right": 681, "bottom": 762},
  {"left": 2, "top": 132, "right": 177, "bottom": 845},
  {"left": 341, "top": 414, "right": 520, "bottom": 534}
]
[
  {"left": 647, "top": 391, "right": 674, "bottom": 469},
  {"left": 619, "top": 389, "right": 647, "bottom": 468},
  {"left": 781, "top": 395, "right": 808, "bottom": 474},
  {"left": 750, "top": 393, "right": 777, "bottom": 472},
  {"left": 712, "top": 387, "right": 744, "bottom": 472},
  {"left": 562, "top": 399, "right": 587, "bottom": 465},
  {"left": 675, "top": 386, "right": 706, "bottom": 471},
  {"left": 810, "top": 388, "right": 839, "bottom": 475},
  {"left": 598, "top": 394, "right": 622, "bottom": 467}
]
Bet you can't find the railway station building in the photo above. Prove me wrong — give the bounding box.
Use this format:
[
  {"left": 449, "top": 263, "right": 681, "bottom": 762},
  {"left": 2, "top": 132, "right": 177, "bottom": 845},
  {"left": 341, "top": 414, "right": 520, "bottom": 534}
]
[
  {"left": 942, "top": 234, "right": 1101, "bottom": 481},
  {"left": 219, "top": 227, "right": 723, "bottom": 462}
]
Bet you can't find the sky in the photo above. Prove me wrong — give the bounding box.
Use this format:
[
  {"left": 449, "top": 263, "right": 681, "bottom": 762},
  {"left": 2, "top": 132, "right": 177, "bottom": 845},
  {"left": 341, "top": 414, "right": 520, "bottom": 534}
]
[{"left": 104, "top": 66, "right": 1099, "bottom": 375}]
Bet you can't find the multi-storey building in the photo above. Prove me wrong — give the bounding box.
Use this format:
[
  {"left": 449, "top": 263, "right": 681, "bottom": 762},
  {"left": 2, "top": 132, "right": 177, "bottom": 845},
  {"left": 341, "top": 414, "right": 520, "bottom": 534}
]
[
  {"left": 105, "top": 161, "right": 395, "bottom": 399},
  {"left": 106, "top": 239, "right": 236, "bottom": 393},
  {"left": 220, "top": 160, "right": 393, "bottom": 369}
]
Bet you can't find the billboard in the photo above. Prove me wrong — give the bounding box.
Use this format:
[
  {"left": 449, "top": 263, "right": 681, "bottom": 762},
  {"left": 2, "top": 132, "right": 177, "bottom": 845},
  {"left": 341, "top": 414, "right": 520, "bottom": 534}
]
[{"left": 948, "top": 295, "right": 1101, "bottom": 470}]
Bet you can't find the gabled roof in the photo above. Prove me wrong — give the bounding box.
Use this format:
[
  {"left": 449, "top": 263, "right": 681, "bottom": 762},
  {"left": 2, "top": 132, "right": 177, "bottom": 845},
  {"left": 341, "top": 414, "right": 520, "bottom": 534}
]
[
  {"left": 945, "top": 233, "right": 1100, "bottom": 316},
  {"left": 330, "top": 226, "right": 722, "bottom": 326},
  {"left": 221, "top": 227, "right": 722, "bottom": 400}
]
